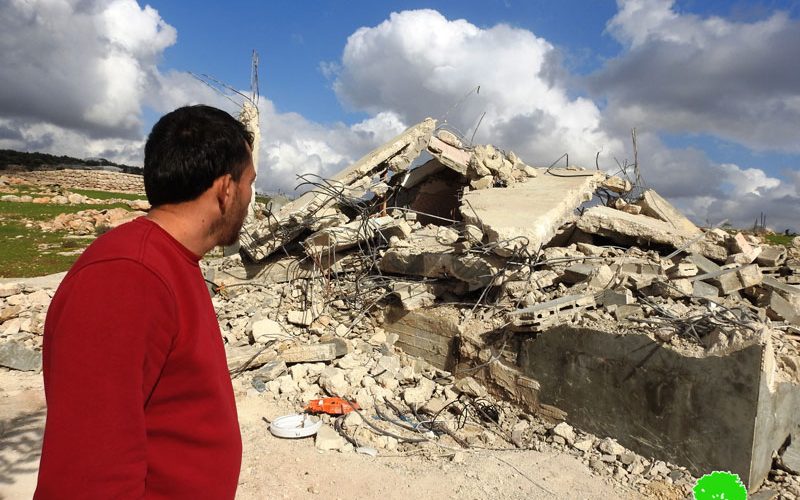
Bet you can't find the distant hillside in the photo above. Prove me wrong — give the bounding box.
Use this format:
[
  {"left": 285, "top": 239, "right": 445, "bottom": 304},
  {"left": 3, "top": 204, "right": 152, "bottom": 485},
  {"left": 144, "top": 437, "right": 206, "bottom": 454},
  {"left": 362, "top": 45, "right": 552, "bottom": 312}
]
[{"left": 0, "top": 149, "right": 143, "bottom": 175}]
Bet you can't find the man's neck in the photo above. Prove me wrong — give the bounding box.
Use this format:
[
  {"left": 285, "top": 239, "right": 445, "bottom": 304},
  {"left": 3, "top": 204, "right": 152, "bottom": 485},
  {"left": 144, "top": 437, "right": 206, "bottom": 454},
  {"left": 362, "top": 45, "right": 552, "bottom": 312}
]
[{"left": 146, "top": 203, "right": 216, "bottom": 257}]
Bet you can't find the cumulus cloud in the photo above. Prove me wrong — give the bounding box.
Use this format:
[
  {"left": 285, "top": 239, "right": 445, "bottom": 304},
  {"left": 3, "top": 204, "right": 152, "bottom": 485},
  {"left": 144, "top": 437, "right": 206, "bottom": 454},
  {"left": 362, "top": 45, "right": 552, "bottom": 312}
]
[
  {"left": 592, "top": 0, "right": 800, "bottom": 152},
  {"left": 330, "top": 9, "right": 624, "bottom": 168},
  {"left": 0, "top": 0, "right": 176, "bottom": 138}
]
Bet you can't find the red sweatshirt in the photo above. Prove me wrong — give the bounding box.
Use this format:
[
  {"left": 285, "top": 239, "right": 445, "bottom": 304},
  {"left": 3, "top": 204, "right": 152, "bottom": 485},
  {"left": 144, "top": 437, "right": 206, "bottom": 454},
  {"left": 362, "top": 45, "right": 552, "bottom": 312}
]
[{"left": 35, "top": 217, "right": 241, "bottom": 499}]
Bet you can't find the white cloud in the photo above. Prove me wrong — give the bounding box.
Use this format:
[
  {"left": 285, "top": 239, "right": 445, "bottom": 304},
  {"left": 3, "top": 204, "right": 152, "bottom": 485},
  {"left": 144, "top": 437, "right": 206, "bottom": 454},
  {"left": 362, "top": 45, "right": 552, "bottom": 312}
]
[
  {"left": 330, "top": 9, "right": 624, "bottom": 169},
  {"left": 594, "top": 0, "right": 800, "bottom": 152}
]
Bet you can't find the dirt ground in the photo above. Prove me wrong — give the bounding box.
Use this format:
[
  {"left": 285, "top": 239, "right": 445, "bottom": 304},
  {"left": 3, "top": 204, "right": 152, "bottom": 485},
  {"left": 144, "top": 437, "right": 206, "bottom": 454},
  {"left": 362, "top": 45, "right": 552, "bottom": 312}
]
[{"left": 0, "top": 369, "right": 640, "bottom": 500}]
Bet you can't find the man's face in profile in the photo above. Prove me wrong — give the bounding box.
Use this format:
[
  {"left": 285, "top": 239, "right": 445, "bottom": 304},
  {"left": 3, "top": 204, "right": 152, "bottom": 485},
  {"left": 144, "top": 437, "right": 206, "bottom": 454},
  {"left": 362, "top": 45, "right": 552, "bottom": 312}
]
[{"left": 220, "top": 157, "right": 256, "bottom": 246}]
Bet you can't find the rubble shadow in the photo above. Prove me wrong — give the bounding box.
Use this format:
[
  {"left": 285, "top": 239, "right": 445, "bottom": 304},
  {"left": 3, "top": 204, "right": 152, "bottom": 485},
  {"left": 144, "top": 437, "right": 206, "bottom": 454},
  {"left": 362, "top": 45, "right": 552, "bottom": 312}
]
[{"left": 0, "top": 408, "right": 44, "bottom": 487}]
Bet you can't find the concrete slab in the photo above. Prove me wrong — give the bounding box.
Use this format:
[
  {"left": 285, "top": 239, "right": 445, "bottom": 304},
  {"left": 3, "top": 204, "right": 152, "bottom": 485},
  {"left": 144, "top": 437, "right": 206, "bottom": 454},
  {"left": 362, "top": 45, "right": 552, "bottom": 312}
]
[
  {"left": 460, "top": 170, "right": 602, "bottom": 257},
  {"left": 519, "top": 325, "right": 792, "bottom": 492},
  {"left": 577, "top": 206, "right": 726, "bottom": 261},
  {"left": 636, "top": 189, "right": 702, "bottom": 235}
]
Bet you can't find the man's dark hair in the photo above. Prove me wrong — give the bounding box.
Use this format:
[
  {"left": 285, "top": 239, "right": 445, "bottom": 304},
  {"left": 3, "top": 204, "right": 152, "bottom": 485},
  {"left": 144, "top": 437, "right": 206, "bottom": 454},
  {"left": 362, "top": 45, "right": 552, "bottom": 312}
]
[{"left": 144, "top": 105, "right": 254, "bottom": 207}]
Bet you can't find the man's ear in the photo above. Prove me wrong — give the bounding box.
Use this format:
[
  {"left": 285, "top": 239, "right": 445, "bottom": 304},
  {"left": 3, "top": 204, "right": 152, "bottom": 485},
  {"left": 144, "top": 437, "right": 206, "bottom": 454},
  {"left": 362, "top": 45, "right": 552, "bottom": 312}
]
[{"left": 213, "top": 174, "right": 234, "bottom": 213}]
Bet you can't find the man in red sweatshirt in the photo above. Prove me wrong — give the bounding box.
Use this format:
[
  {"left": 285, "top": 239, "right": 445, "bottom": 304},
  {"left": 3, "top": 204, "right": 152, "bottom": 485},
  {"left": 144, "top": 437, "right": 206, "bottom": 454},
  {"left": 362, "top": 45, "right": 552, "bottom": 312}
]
[{"left": 34, "top": 105, "right": 256, "bottom": 499}]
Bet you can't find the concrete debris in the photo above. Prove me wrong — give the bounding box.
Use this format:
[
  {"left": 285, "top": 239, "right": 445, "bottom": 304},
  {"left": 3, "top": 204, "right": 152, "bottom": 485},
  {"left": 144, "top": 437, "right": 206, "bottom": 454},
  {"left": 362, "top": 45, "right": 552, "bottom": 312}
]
[{"left": 8, "top": 116, "right": 800, "bottom": 499}]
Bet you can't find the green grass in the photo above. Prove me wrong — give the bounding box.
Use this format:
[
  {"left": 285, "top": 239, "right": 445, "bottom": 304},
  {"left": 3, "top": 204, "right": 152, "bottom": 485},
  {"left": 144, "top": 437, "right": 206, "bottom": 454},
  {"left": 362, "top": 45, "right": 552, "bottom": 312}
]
[
  {"left": 0, "top": 198, "right": 134, "bottom": 277},
  {"left": 69, "top": 188, "right": 146, "bottom": 201},
  {"left": 765, "top": 233, "right": 795, "bottom": 246},
  {"left": 0, "top": 221, "right": 86, "bottom": 277}
]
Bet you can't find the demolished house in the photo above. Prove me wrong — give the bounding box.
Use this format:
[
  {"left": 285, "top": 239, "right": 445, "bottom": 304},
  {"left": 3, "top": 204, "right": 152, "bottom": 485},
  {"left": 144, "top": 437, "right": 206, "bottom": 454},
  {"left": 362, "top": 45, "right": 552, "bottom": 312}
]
[{"left": 210, "top": 118, "right": 798, "bottom": 493}]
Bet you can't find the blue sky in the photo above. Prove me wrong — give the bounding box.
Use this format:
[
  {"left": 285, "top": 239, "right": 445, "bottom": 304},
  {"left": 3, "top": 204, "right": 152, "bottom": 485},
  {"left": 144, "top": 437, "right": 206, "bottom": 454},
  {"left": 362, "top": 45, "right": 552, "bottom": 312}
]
[{"left": 0, "top": 0, "right": 798, "bottom": 230}]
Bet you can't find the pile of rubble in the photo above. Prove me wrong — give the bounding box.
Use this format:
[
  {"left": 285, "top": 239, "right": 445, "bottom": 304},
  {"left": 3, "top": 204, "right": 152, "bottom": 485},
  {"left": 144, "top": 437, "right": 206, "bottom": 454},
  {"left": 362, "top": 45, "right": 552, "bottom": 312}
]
[
  {"left": 210, "top": 118, "right": 799, "bottom": 495},
  {"left": 2, "top": 118, "right": 799, "bottom": 496},
  {"left": 0, "top": 281, "right": 51, "bottom": 372}
]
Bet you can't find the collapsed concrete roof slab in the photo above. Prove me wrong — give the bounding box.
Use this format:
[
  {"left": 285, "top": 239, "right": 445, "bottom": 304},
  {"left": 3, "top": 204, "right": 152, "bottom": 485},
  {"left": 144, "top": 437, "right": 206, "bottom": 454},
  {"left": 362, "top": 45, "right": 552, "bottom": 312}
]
[
  {"left": 460, "top": 169, "right": 603, "bottom": 256},
  {"left": 577, "top": 206, "right": 726, "bottom": 261},
  {"left": 636, "top": 189, "right": 701, "bottom": 236},
  {"left": 240, "top": 118, "right": 436, "bottom": 261},
  {"left": 427, "top": 135, "right": 471, "bottom": 176}
]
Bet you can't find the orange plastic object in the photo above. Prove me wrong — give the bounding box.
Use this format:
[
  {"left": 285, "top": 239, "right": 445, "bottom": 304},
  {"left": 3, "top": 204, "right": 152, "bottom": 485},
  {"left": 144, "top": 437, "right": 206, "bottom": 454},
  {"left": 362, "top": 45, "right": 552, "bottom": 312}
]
[{"left": 305, "top": 397, "right": 360, "bottom": 415}]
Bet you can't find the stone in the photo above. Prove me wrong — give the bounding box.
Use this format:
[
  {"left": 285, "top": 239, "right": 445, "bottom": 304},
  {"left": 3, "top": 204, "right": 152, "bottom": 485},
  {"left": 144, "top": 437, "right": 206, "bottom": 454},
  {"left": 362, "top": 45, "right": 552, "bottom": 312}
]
[
  {"left": 403, "top": 377, "right": 436, "bottom": 406},
  {"left": 318, "top": 366, "right": 350, "bottom": 397},
  {"left": 315, "top": 424, "right": 347, "bottom": 451},
  {"left": 287, "top": 310, "right": 315, "bottom": 326},
  {"left": 464, "top": 224, "right": 484, "bottom": 244},
  {"left": 667, "top": 262, "right": 698, "bottom": 279},
  {"left": 574, "top": 439, "right": 593, "bottom": 452},
  {"left": 598, "top": 437, "right": 625, "bottom": 456},
  {"left": 251, "top": 318, "right": 288, "bottom": 343},
  {"left": 391, "top": 282, "right": 436, "bottom": 311},
  {"left": 453, "top": 376, "right": 487, "bottom": 398},
  {"left": 251, "top": 360, "right": 287, "bottom": 383},
  {"left": 435, "top": 226, "right": 459, "bottom": 245},
  {"left": 619, "top": 453, "right": 637, "bottom": 466},
  {"left": 0, "top": 304, "right": 22, "bottom": 322},
  {"left": 551, "top": 422, "right": 576, "bottom": 444},
  {"left": 280, "top": 340, "right": 348, "bottom": 364},
  {"left": 372, "top": 355, "right": 401, "bottom": 376},
  {"left": 0, "top": 341, "right": 42, "bottom": 371},
  {"left": 0, "top": 283, "right": 22, "bottom": 298},
  {"left": 602, "top": 176, "right": 632, "bottom": 193},
  {"left": 757, "top": 245, "right": 787, "bottom": 267}
]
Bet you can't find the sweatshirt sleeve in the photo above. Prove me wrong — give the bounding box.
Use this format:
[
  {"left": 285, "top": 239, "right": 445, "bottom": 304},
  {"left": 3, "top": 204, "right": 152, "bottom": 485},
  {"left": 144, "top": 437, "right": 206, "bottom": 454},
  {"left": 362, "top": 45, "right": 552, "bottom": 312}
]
[{"left": 35, "top": 259, "right": 176, "bottom": 499}]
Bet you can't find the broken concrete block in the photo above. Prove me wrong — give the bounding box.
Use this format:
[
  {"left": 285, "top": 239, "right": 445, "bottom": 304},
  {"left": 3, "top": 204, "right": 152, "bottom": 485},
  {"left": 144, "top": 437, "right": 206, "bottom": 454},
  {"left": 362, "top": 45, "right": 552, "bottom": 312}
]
[
  {"left": 692, "top": 280, "right": 720, "bottom": 300},
  {"left": 280, "top": 340, "right": 348, "bottom": 364},
  {"left": 461, "top": 170, "right": 602, "bottom": 257},
  {"left": 587, "top": 265, "right": 615, "bottom": 290},
  {"left": 391, "top": 282, "right": 436, "bottom": 311},
  {"left": 251, "top": 318, "right": 288, "bottom": 344},
  {"left": 454, "top": 376, "right": 487, "bottom": 398},
  {"left": 636, "top": 189, "right": 702, "bottom": 236},
  {"left": 597, "top": 289, "right": 634, "bottom": 307},
  {"left": 469, "top": 175, "right": 493, "bottom": 190},
  {"left": 318, "top": 366, "right": 350, "bottom": 397},
  {"left": 403, "top": 377, "right": 436, "bottom": 406},
  {"left": 765, "top": 290, "right": 800, "bottom": 324},
  {"left": 428, "top": 135, "right": 470, "bottom": 175},
  {"left": 601, "top": 176, "right": 632, "bottom": 194},
  {"left": 578, "top": 206, "right": 724, "bottom": 261},
  {"left": 612, "top": 198, "right": 642, "bottom": 215},
  {"left": 708, "top": 265, "right": 762, "bottom": 295},
  {"left": 686, "top": 253, "right": 721, "bottom": 274},
  {"left": 436, "top": 130, "right": 462, "bottom": 148},
  {"left": 464, "top": 224, "right": 484, "bottom": 244},
  {"left": 0, "top": 341, "right": 42, "bottom": 371},
  {"left": 287, "top": 310, "right": 315, "bottom": 326},
  {"left": 667, "top": 262, "right": 698, "bottom": 279},
  {"left": 304, "top": 215, "right": 395, "bottom": 256},
  {"left": 731, "top": 232, "right": 753, "bottom": 254},
  {"left": 551, "top": 422, "right": 576, "bottom": 444},
  {"left": 380, "top": 246, "right": 502, "bottom": 291},
  {"left": 726, "top": 248, "right": 762, "bottom": 265},
  {"left": 315, "top": 424, "right": 347, "bottom": 451},
  {"left": 509, "top": 294, "right": 596, "bottom": 332},
  {"left": 562, "top": 263, "right": 595, "bottom": 284},
  {"left": 381, "top": 219, "right": 412, "bottom": 241},
  {"left": 252, "top": 360, "right": 287, "bottom": 384},
  {"left": 756, "top": 245, "right": 787, "bottom": 267},
  {"left": 435, "top": 226, "right": 459, "bottom": 245}
]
